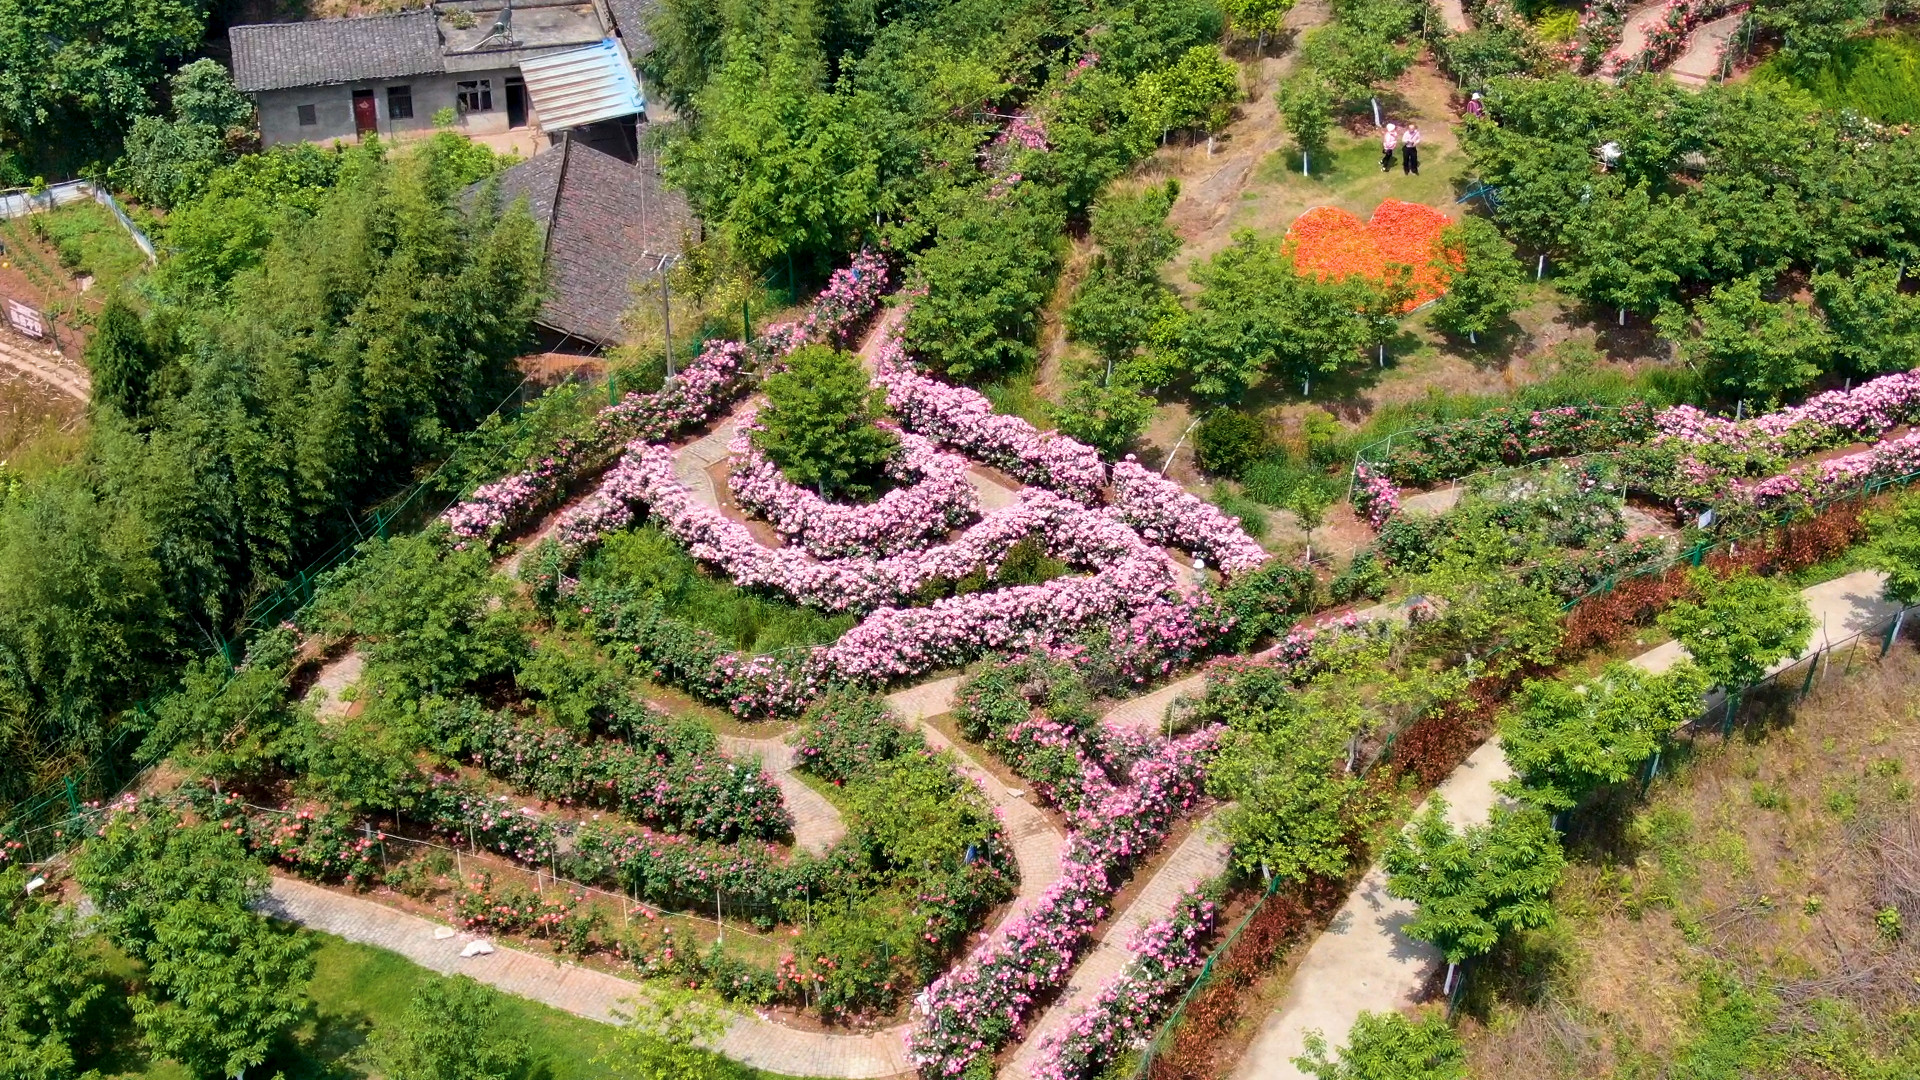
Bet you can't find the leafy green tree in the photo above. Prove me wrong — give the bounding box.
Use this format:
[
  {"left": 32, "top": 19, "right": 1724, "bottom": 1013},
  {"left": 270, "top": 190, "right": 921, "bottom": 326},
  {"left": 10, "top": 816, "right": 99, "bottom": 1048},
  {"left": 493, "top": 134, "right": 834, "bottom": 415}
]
[
  {"left": 1658, "top": 568, "right": 1814, "bottom": 691},
  {"left": 308, "top": 534, "right": 526, "bottom": 698},
  {"left": 168, "top": 59, "right": 253, "bottom": 130},
  {"left": 1179, "top": 232, "right": 1379, "bottom": 401},
  {"left": 153, "top": 141, "right": 347, "bottom": 299},
  {"left": 117, "top": 61, "right": 254, "bottom": 208},
  {"left": 1384, "top": 800, "right": 1566, "bottom": 972},
  {"left": 1754, "top": 0, "right": 1880, "bottom": 73},
  {"left": 73, "top": 812, "right": 266, "bottom": 955},
  {"left": 597, "top": 988, "right": 732, "bottom": 1080},
  {"left": 1066, "top": 182, "right": 1181, "bottom": 368},
  {"left": 1811, "top": 261, "right": 1920, "bottom": 376},
  {"left": 134, "top": 899, "right": 313, "bottom": 1080},
  {"left": 364, "top": 975, "right": 525, "bottom": 1080},
  {"left": 1429, "top": 217, "right": 1524, "bottom": 344},
  {"left": 1870, "top": 495, "right": 1920, "bottom": 605},
  {"left": 1204, "top": 665, "right": 1384, "bottom": 882},
  {"left": 904, "top": 190, "right": 1064, "bottom": 381},
  {"left": 0, "top": 0, "right": 213, "bottom": 178},
  {"left": 1296, "top": 1010, "right": 1467, "bottom": 1080},
  {"left": 1277, "top": 76, "right": 1335, "bottom": 175},
  {"left": 0, "top": 867, "right": 107, "bottom": 1080},
  {"left": 85, "top": 298, "right": 167, "bottom": 419},
  {"left": 1135, "top": 45, "right": 1240, "bottom": 145},
  {"left": 1559, "top": 180, "right": 1706, "bottom": 322},
  {"left": 137, "top": 629, "right": 302, "bottom": 783},
  {"left": 1196, "top": 409, "right": 1269, "bottom": 479},
  {"left": 753, "top": 344, "right": 900, "bottom": 499},
  {"left": 1051, "top": 365, "right": 1155, "bottom": 458},
  {"left": 1224, "top": 0, "right": 1297, "bottom": 44},
  {"left": 1498, "top": 663, "right": 1709, "bottom": 814},
  {"left": 1657, "top": 276, "right": 1831, "bottom": 406}
]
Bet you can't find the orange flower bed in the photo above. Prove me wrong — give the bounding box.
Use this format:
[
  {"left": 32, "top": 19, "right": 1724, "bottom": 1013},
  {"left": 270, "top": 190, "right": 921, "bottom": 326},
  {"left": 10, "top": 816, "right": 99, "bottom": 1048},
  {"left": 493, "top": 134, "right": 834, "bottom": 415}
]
[{"left": 1284, "top": 200, "right": 1457, "bottom": 311}]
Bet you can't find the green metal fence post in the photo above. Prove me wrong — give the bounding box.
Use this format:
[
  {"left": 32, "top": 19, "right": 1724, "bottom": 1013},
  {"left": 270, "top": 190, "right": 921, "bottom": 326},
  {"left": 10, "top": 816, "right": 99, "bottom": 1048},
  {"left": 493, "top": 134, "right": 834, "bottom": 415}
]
[{"left": 1800, "top": 654, "right": 1818, "bottom": 699}]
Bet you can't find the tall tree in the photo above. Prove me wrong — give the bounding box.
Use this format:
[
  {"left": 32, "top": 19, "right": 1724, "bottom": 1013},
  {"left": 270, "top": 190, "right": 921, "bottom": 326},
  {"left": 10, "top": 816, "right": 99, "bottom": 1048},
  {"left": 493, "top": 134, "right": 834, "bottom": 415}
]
[
  {"left": 1657, "top": 276, "right": 1831, "bottom": 405},
  {"left": 72, "top": 812, "right": 265, "bottom": 954},
  {"left": 904, "top": 190, "right": 1064, "bottom": 382},
  {"left": 364, "top": 975, "right": 525, "bottom": 1080},
  {"left": 752, "top": 344, "right": 900, "bottom": 498},
  {"left": 1429, "top": 217, "right": 1524, "bottom": 344},
  {"left": 1812, "top": 261, "right": 1920, "bottom": 377},
  {"left": 1658, "top": 568, "right": 1814, "bottom": 691},
  {"left": 1179, "top": 232, "right": 1380, "bottom": 401},
  {"left": 133, "top": 899, "right": 313, "bottom": 1080},
  {"left": 1277, "top": 76, "right": 1335, "bottom": 175},
  {"left": 0, "top": 868, "right": 107, "bottom": 1080},
  {"left": 1498, "top": 663, "right": 1709, "bottom": 814},
  {"left": 1384, "top": 800, "right": 1565, "bottom": 984},
  {"left": 1066, "top": 181, "right": 1181, "bottom": 367}
]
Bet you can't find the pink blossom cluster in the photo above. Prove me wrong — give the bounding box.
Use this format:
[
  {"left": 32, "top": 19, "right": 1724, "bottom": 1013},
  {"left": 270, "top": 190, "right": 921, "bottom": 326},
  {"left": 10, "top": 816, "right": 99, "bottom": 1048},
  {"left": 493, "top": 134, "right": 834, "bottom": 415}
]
[
  {"left": 1031, "top": 888, "right": 1220, "bottom": 1080},
  {"left": 440, "top": 252, "right": 890, "bottom": 545},
  {"left": 870, "top": 335, "right": 1109, "bottom": 503},
  {"left": 1112, "top": 457, "right": 1269, "bottom": 575},
  {"left": 908, "top": 727, "right": 1220, "bottom": 1077},
  {"left": 1656, "top": 370, "right": 1920, "bottom": 459},
  {"left": 1106, "top": 598, "right": 1236, "bottom": 685},
  {"left": 1351, "top": 461, "right": 1401, "bottom": 530},
  {"left": 728, "top": 411, "right": 980, "bottom": 557},
  {"left": 1736, "top": 429, "right": 1920, "bottom": 510},
  {"left": 561, "top": 442, "right": 1162, "bottom": 613}
]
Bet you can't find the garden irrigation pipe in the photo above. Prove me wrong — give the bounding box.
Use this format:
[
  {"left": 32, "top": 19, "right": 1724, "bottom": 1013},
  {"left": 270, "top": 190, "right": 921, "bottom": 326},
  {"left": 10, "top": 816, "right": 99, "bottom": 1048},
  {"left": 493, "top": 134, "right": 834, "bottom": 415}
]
[{"left": 1162, "top": 417, "right": 1201, "bottom": 476}]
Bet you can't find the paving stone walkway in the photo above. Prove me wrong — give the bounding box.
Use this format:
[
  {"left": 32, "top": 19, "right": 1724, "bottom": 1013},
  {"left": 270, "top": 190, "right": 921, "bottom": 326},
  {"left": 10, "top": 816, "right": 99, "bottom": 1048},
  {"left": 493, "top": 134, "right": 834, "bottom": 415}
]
[
  {"left": 1434, "top": 0, "right": 1469, "bottom": 33},
  {"left": 1001, "top": 812, "right": 1233, "bottom": 1080},
  {"left": 1614, "top": 0, "right": 1671, "bottom": 67},
  {"left": 716, "top": 735, "right": 848, "bottom": 856},
  {"left": 304, "top": 651, "right": 363, "bottom": 718},
  {"left": 676, "top": 414, "right": 741, "bottom": 510},
  {"left": 1233, "top": 568, "right": 1901, "bottom": 1080},
  {"left": 1667, "top": 11, "right": 1744, "bottom": 86}
]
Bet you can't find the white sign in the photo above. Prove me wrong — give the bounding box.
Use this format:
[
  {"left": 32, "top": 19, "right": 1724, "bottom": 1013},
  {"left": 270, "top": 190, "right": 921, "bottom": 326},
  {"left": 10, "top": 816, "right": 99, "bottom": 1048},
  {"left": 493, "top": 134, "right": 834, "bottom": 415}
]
[{"left": 5, "top": 299, "right": 44, "bottom": 339}]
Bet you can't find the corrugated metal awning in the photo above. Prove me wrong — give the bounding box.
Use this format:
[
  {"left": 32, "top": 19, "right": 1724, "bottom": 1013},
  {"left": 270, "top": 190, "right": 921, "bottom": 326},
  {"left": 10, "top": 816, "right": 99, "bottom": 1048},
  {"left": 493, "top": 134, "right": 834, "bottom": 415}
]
[{"left": 519, "top": 38, "right": 645, "bottom": 131}]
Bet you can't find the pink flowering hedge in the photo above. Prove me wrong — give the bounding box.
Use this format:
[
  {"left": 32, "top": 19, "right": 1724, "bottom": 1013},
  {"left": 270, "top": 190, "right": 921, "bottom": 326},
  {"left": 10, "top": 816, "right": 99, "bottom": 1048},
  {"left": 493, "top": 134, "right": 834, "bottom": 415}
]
[
  {"left": 1736, "top": 429, "right": 1920, "bottom": 512},
  {"left": 728, "top": 410, "right": 980, "bottom": 558},
  {"left": 1351, "top": 461, "right": 1401, "bottom": 530},
  {"left": 871, "top": 335, "right": 1109, "bottom": 504},
  {"left": 908, "top": 727, "right": 1219, "bottom": 1078},
  {"left": 1110, "top": 458, "right": 1269, "bottom": 575},
  {"left": 1031, "top": 888, "right": 1221, "bottom": 1080},
  {"left": 442, "top": 253, "right": 891, "bottom": 544},
  {"left": 1656, "top": 370, "right": 1920, "bottom": 460}
]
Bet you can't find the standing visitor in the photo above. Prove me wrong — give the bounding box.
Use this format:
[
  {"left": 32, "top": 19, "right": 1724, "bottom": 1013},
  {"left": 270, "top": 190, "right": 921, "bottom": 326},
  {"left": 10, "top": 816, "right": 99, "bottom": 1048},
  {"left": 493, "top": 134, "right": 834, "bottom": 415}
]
[
  {"left": 1401, "top": 123, "right": 1421, "bottom": 175},
  {"left": 1464, "top": 92, "right": 1485, "bottom": 119},
  {"left": 1381, "top": 123, "right": 1398, "bottom": 172}
]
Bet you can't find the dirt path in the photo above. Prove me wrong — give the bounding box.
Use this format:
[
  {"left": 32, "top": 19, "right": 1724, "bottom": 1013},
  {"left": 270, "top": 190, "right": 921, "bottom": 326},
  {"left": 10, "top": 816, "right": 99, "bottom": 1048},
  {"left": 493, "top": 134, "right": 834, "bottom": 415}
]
[
  {"left": 0, "top": 328, "right": 88, "bottom": 402},
  {"left": 1231, "top": 569, "right": 1903, "bottom": 1080}
]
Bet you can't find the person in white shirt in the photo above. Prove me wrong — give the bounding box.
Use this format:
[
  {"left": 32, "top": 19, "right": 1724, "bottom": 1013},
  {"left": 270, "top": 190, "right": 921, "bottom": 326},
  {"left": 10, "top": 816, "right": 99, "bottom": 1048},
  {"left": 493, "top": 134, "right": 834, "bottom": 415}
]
[
  {"left": 1401, "top": 123, "right": 1422, "bottom": 176},
  {"left": 1381, "top": 123, "right": 1398, "bottom": 172}
]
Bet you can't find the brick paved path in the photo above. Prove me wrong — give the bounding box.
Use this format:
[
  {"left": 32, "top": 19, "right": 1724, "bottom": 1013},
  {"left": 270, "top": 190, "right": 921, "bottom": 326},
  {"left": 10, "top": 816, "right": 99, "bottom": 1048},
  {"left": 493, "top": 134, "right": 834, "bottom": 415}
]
[
  {"left": 717, "top": 734, "right": 847, "bottom": 856},
  {"left": 1001, "top": 812, "right": 1232, "bottom": 1080},
  {"left": 1234, "top": 569, "right": 1900, "bottom": 1080},
  {"left": 1668, "top": 12, "right": 1744, "bottom": 86}
]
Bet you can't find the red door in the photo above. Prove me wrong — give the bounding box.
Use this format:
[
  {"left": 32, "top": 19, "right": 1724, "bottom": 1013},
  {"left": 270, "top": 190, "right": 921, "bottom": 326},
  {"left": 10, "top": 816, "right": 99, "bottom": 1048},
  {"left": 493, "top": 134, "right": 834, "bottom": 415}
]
[{"left": 352, "top": 91, "right": 378, "bottom": 137}]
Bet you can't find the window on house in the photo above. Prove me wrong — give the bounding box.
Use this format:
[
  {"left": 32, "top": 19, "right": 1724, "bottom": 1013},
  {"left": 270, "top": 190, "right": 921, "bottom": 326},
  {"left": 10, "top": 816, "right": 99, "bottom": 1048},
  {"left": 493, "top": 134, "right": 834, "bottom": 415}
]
[
  {"left": 297, "top": 103, "right": 317, "bottom": 126},
  {"left": 457, "top": 79, "right": 494, "bottom": 113},
  {"left": 387, "top": 85, "right": 413, "bottom": 120}
]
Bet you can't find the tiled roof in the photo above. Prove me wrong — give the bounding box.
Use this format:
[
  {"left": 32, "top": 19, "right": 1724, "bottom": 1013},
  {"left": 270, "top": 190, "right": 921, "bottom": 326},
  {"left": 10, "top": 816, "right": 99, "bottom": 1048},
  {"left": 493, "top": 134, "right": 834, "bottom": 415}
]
[
  {"left": 230, "top": 10, "right": 445, "bottom": 93},
  {"left": 603, "top": 0, "right": 659, "bottom": 58},
  {"left": 478, "top": 138, "right": 695, "bottom": 344}
]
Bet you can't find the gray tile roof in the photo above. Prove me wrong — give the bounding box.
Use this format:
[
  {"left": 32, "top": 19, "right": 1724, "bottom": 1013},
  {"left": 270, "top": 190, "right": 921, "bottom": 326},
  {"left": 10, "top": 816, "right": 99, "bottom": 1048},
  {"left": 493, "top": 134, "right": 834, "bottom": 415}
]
[
  {"left": 475, "top": 137, "right": 695, "bottom": 344},
  {"left": 230, "top": 10, "right": 445, "bottom": 93},
  {"left": 604, "top": 0, "right": 660, "bottom": 58}
]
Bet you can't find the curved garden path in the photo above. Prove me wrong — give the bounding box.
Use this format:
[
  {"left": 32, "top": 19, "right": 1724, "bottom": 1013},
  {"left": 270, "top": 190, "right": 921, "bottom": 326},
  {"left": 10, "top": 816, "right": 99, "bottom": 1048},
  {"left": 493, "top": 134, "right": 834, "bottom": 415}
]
[
  {"left": 1668, "top": 11, "right": 1744, "bottom": 87},
  {"left": 1612, "top": 1, "right": 1672, "bottom": 73},
  {"left": 715, "top": 734, "right": 849, "bottom": 856},
  {"left": 1231, "top": 569, "right": 1902, "bottom": 1080}
]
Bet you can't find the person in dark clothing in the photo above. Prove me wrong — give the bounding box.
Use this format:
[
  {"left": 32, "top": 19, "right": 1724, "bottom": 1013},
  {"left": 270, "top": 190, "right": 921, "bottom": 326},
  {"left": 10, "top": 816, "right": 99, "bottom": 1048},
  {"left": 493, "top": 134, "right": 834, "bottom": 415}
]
[{"left": 1401, "top": 123, "right": 1421, "bottom": 175}]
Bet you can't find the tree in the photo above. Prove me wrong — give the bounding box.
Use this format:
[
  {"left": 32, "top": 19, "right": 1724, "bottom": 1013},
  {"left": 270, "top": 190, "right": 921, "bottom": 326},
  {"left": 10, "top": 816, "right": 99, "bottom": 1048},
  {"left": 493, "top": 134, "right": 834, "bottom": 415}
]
[
  {"left": 1754, "top": 0, "right": 1880, "bottom": 73},
  {"left": 904, "top": 190, "right": 1064, "bottom": 382},
  {"left": 1135, "top": 45, "right": 1240, "bottom": 146},
  {"left": 73, "top": 812, "right": 266, "bottom": 955},
  {"left": 1657, "top": 276, "right": 1831, "bottom": 406},
  {"left": 1812, "top": 261, "right": 1920, "bottom": 376},
  {"left": 0, "top": 0, "right": 214, "bottom": 179},
  {"left": 1498, "top": 663, "right": 1709, "bottom": 814},
  {"left": 1066, "top": 182, "right": 1182, "bottom": 367},
  {"left": 1384, "top": 799, "right": 1565, "bottom": 979},
  {"left": 1179, "top": 232, "right": 1380, "bottom": 401},
  {"left": 1429, "top": 217, "right": 1523, "bottom": 344},
  {"left": 1224, "top": 0, "right": 1297, "bottom": 45},
  {"left": 365, "top": 975, "right": 525, "bottom": 1080},
  {"left": 137, "top": 629, "right": 302, "bottom": 783},
  {"left": 596, "top": 988, "right": 732, "bottom": 1080},
  {"left": 1204, "top": 665, "right": 1385, "bottom": 882},
  {"left": 1051, "top": 365, "right": 1155, "bottom": 457},
  {"left": 1295, "top": 1010, "right": 1467, "bottom": 1080},
  {"left": 1870, "top": 495, "right": 1920, "bottom": 606},
  {"left": 0, "top": 868, "right": 107, "bottom": 1080},
  {"left": 133, "top": 899, "right": 313, "bottom": 1080},
  {"left": 753, "top": 344, "right": 900, "bottom": 499},
  {"left": 116, "top": 60, "right": 254, "bottom": 209},
  {"left": 168, "top": 59, "right": 253, "bottom": 131},
  {"left": 85, "top": 298, "right": 166, "bottom": 418},
  {"left": 1559, "top": 180, "right": 1706, "bottom": 322},
  {"left": 1659, "top": 568, "right": 1814, "bottom": 691},
  {"left": 1277, "top": 76, "right": 1335, "bottom": 176},
  {"left": 1195, "top": 409, "right": 1269, "bottom": 479}
]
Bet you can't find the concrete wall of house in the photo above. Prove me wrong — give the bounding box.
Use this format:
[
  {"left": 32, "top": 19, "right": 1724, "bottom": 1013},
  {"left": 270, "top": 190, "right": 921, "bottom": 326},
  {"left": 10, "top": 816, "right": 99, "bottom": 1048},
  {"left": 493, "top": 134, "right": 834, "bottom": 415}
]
[{"left": 256, "top": 69, "right": 522, "bottom": 147}]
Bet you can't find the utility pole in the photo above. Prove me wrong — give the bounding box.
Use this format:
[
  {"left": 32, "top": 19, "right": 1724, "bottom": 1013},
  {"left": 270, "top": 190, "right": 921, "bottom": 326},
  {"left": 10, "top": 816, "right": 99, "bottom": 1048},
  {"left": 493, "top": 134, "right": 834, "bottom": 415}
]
[{"left": 659, "top": 255, "right": 676, "bottom": 378}]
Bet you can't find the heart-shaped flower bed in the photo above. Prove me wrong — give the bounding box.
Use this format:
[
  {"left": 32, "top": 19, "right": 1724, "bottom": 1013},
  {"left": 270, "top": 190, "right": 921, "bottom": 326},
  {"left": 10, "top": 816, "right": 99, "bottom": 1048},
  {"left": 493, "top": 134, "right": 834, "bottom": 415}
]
[{"left": 1284, "top": 199, "right": 1456, "bottom": 311}]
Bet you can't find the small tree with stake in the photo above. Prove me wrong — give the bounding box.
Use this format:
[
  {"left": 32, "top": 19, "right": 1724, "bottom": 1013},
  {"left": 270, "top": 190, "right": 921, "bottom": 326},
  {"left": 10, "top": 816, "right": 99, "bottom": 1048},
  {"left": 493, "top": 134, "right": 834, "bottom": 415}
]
[
  {"left": 1658, "top": 568, "right": 1814, "bottom": 695},
  {"left": 1429, "top": 217, "right": 1524, "bottom": 346},
  {"left": 1498, "top": 662, "right": 1710, "bottom": 818},
  {"left": 1277, "top": 75, "right": 1334, "bottom": 176},
  {"left": 1384, "top": 799, "right": 1566, "bottom": 998}
]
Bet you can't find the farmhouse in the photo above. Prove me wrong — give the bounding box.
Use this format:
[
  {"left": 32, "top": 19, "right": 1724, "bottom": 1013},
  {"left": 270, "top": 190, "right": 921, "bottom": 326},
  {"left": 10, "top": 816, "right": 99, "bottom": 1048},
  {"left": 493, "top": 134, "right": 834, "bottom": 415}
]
[{"left": 230, "top": 0, "right": 656, "bottom": 156}]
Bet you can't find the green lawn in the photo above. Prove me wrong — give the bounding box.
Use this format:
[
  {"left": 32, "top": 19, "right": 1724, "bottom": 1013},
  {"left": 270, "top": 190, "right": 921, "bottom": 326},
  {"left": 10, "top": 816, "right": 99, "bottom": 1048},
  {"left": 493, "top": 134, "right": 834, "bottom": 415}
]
[
  {"left": 102, "top": 931, "right": 814, "bottom": 1080},
  {"left": 27, "top": 202, "right": 151, "bottom": 301}
]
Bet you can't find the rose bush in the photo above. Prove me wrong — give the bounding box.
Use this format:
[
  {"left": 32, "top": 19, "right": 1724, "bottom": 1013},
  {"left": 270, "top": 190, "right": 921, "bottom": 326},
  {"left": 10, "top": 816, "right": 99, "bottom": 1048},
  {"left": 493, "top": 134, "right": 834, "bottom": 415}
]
[
  {"left": 1111, "top": 458, "right": 1269, "bottom": 575},
  {"left": 1351, "top": 461, "right": 1402, "bottom": 529}
]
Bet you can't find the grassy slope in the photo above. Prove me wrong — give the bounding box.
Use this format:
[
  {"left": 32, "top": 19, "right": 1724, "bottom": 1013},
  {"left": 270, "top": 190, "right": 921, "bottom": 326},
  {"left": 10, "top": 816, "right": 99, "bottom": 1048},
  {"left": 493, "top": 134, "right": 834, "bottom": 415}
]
[
  {"left": 101, "top": 931, "right": 811, "bottom": 1080},
  {"left": 1753, "top": 31, "right": 1920, "bottom": 126},
  {"left": 1461, "top": 644, "right": 1920, "bottom": 1079}
]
